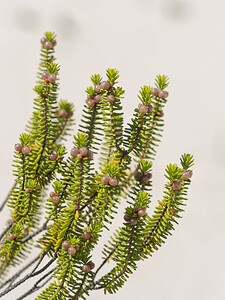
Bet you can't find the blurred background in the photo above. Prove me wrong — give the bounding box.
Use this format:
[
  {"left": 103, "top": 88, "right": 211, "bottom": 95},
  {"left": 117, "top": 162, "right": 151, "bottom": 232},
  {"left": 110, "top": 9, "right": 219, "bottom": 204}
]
[{"left": 0, "top": 0, "right": 224, "bottom": 299}]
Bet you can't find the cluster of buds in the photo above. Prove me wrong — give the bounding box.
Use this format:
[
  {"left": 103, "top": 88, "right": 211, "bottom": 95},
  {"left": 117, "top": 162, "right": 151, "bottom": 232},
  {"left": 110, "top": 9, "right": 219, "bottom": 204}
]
[
  {"left": 87, "top": 80, "right": 115, "bottom": 107},
  {"left": 182, "top": 170, "right": 193, "bottom": 180},
  {"left": 87, "top": 93, "right": 116, "bottom": 107},
  {"left": 82, "top": 261, "right": 95, "bottom": 273},
  {"left": 62, "top": 240, "right": 80, "bottom": 256},
  {"left": 138, "top": 103, "right": 164, "bottom": 117},
  {"left": 81, "top": 230, "right": 93, "bottom": 240},
  {"left": 138, "top": 103, "right": 153, "bottom": 115},
  {"left": 70, "top": 147, "right": 93, "bottom": 160},
  {"left": 138, "top": 87, "right": 168, "bottom": 115},
  {"left": 124, "top": 205, "right": 147, "bottom": 226},
  {"left": 152, "top": 87, "right": 169, "bottom": 99},
  {"left": 14, "top": 143, "right": 30, "bottom": 155},
  {"left": 134, "top": 170, "right": 152, "bottom": 184},
  {"left": 101, "top": 173, "right": 119, "bottom": 187},
  {"left": 94, "top": 81, "right": 111, "bottom": 93},
  {"left": 56, "top": 109, "right": 73, "bottom": 118},
  {"left": 42, "top": 71, "right": 57, "bottom": 83},
  {"left": 40, "top": 37, "right": 56, "bottom": 50},
  {"left": 49, "top": 191, "right": 60, "bottom": 204},
  {"left": 87, "top": 94, "right": 102, "bottom": 107},
  {"left": 170, "top": 170, "right": 193, "bottom": 191},
  {"left": 26, "top": 186, "right": 40, "bottom": 193}
]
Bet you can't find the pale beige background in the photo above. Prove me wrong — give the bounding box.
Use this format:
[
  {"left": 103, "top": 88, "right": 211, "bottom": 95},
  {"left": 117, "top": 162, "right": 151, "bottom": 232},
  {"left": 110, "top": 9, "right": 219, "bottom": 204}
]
[{"left": 0, "top": 0, "right": 224, "bottom": 299}]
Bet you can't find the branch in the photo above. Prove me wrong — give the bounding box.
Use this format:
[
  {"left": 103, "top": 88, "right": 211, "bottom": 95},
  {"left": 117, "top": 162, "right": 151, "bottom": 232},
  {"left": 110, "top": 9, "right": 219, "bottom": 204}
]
[
  {"left": 94, "top": 226, "right": 135, "bottom": 291},
  {"left": 52, "top": 118, "right": 68, "bottom": 144},
  {"left": 15, "top": 268, "right": 55, "bottom": 300},
  {"left": 0, "top": 181, "right": 17, "bottom": 213},
  {"left": 85, "top": 241, "right": 121, "bottom": 292},
  {"left": 86, "top": 104, "right": 97, "bottom": 148},
  {"left": 109, "top": 103, "right": 123, "bottom": 153},
  {"left": 35, "top": 88, "right": 50, "bottom": 177},
  {"left": 71, "top": 273, "right": 87, "bottom": 300},
  {"left": 0, "top": 253, "right": 57, "bottom": 298},
  {"left": 127, "top": 117, "right": 144, "bottom": 155},
  {"left": 139, "top": 99, "right": 161, "bottom": 161},
  {"left": 0, "top": 254, "right": 40, "bottom": 291},
  {"left": 0, "top": 221, "right": 15, "bottom": 243},
  {"left": 21, "top": 220, "right": 49, "bottom": 244}
]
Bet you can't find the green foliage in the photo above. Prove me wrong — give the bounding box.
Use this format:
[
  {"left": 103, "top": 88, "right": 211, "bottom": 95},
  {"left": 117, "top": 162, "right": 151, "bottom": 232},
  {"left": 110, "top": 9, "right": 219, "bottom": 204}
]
[
  {"left": 106, "top": 68, "right": 120, "bottom": 86},
  {"left": 138, "top": 85, "right": 152, "bottom": 104},
  {"left": 0, "top": 33, "right": 194, "bottom": 300},
  {"left": 90, "top": 74, "right": 102, "bottom": 86},
  {"left": 155, "top": 74, "right": 169, "bottom": 90}
]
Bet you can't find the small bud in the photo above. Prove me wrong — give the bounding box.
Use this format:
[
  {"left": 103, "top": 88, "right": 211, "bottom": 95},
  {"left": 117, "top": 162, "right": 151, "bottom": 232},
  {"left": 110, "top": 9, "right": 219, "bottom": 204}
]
[
  {"left": 134, "top": 171, "right": 143, "bottom": 181},
  {"left": 22, "top": 147, "right": 30, "bottom": 155},
  {"left": 44, "top": 41, "right": 53, "bottom": 50},
  {"left": 71, "top": 147, "right": 79, "bottom": 157},
  {"left": 137, "top": 209, "right": 146, "bottom": 217},
  {"left": 171, "top": 181, "right": 182, "bottom": 191},
  {"left": 152, "top": 87, "right": 159, "bottom": 97},
  {"left": 124, "top": 214, "right": 131, "bottom": 222},
  {"left": 52, "top": 195, "right": 60, "bottom": 204},
  {"left": 158, "top": 110, "right": 164, "bottom": 118},
  {"left": 66, "top": 112, "right": 73, "bottom": 118},
  {"left": 182, "top": 170, "right": 193, "bottom": 180},
  {"left": 107, "top": 95, "right": 115, "bottom": 103},
  {"left": 14, "top": 143, "right": 22, "bottom": 152},
  {"left": 79, "top": 147, "right": 88, "bottom": 156},
  {"left": 58, "top": 109, "right": 67, "bottom": 117},
  {"left": 40, "top": 37, "right": 46, "bottom": 45},
  {"left": 48, "top": 74, "right": 57, "bottom": 83},
  {"left": 74, "top": 244, "right": 80, "bottom": 252},
  {"left": 82, "top": 264, "right": 91, "bottom": 273},
  {"left": 139, "top": 104, "right": 148, "bottom": 115},
  {"left": 100, "top": 81, "right": 110, "bottom": 90},
  {"left": 50, "top": 153, "right": 57, "bottom": 160},
  {"left": 50, "top": 191, "right": 56, "bottom": 198},
  {"left": 133, "top": 205, "right": 139, "bottom": 212},
  {"left": 82, "top": 231, "right": 91, "bottom": 240},
  {"left": 158, "top": 90, "right": 169, "bottom": 99},
  {"left": 87, "top": 99, "right": 95, "bottom": 108},
  {"left": 8, "top": 234, "right": 16, "bottom": 241},
  {"left": 52, "top": 40, "right": 57, "bottom": 47},
  {"left": 108, "top": 178, "right": 119, "bottom": 187},
  {"left": 62, "top": 240, "right": 71, "bottom": 250},
  {"left": 25, "top": 188, "right": 33, "bottom": 193},
  {"left": 147, "top": 104, "right": 153, "bottom": 112},
  {"left": 88, "top": 261, "right": 95, "bottom": 270},
  {"left": 94, "top": 85, "right": 101, "bottom": 93},
  {"left": 145, "top": 173, "right": 152, "bottom": 180},
  {"left": 68, "top": 247, "right": 76, "bottom": 255},
  {"left": 93, "top": 95, "right": 102, "bottom": 103},
  {"left": 130, "top": 217, "right": 138, "bottom": 226},
  {"left": 42, "top": 71, "right": 49, "bottom": 80},
  {"left": 86, "top": 150, "right": 93, "bottom": 159},
  {"left": 7, "top": 219, "right": 13, "bottom": 225},
  {"left": 141, "top": 176, "right": 150, "bottom": 184},
  {"left": 101, "top": 174, "right": 110, "bottom": 185},
  {"left": 77, "top": 153, "right": 83, "bottom": 160}
]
